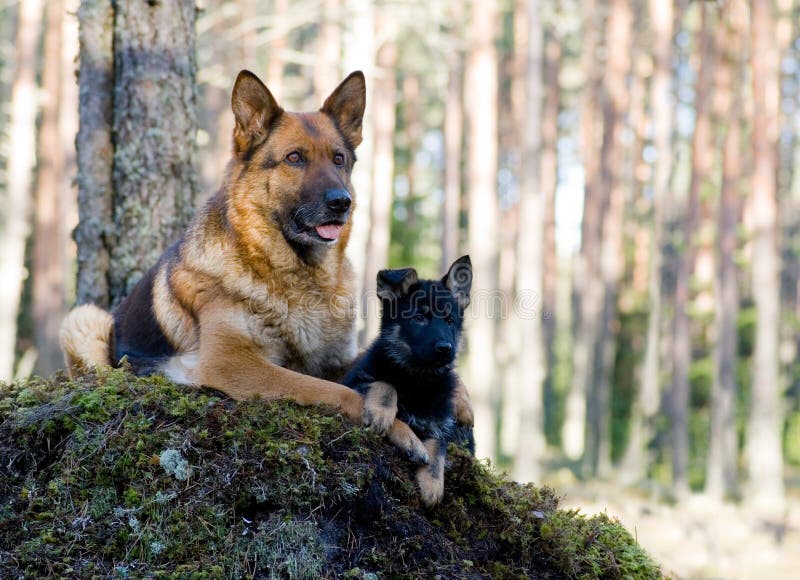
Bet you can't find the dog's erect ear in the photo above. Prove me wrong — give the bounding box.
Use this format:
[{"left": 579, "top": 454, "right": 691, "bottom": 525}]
[
  {"left": 321, "top": 71, "right": 366, "bottom": 149},
  {"left": 442, "top": 255, "right": 472, "bottom": 309},
  {"left": 231, "top": 70, "right": 283, "bottom": 156},
  {"left": 377, "top": 268, "right": 418, "bottom": 301}
]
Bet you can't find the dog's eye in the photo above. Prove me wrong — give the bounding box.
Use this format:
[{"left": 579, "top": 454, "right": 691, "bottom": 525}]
[
  {"left": 412, "top": 313, "right": 426, "bottom": 324},
  {"left": 446, "top": 317, "right": 455, "bottom": 327},
  {"left": 333, "top": 153, "right": 345, "bottom": 166},
  {"left": 285, "top": 151, "right": 302, "bottom": 164}
]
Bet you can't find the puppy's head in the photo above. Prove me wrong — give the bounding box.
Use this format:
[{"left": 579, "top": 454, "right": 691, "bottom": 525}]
[{"left": 377, "top": 256, "right": 472, "bottom": 370}]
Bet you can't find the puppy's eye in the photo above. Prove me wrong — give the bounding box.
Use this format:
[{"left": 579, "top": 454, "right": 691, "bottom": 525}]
[
  {"left": 412, "top": 313, "right": 426, "bottom": 324},
  {"left": 333, "top": 152, "right": 345, "bottom": 166},
  {"left": 446, "top": 317, "right": 455, "bottom": 327},
  {"left": 285, "top": 151, "right": 302, "bottom": 164}
]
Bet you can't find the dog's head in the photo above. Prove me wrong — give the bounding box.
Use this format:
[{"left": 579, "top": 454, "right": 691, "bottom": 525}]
[
  {"left": 377, "top": 256, "right": 472, "bottom": 370},
  {"left": 227, "top": 70, "right": 365, "bottom": 261}
]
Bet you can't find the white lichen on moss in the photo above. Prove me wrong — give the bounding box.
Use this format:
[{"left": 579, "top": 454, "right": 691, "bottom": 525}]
[{"left": 159, "top": 448, "right": 190, "bottom": 481}]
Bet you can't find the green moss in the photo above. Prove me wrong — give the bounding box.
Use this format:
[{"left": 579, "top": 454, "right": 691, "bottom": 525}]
[{"left": 0, "top": 368, "right": 664, "bottom": 578}]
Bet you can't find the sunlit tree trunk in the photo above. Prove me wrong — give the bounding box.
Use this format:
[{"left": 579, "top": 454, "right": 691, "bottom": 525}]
[
  {"left": 746, "top": 0, "right": 786, "bottom": 514},
  {"left": 266, "top": 0, "right": 288, "bottom": 95},
  {"left": 706, "top": 0, "right": 746, "bottom": 502},
  {"left": 622, "top": 0, "right": 676, "bottom": 484},
  {"left": 671, "top": 4, "right": 715, "bottom": 498},
  {"left": 513, "top": 0, "right": 546, "bottom": 482},
  {"left": 583, "top": 0, "right": 631, "bottom": 479},
  {"left": 465, "top": 0, "right": 500, "bottom": 461},
  {"left": 563, "top": 0, "right": 601, "bottom": 461},
  {"left": 360, "top": 38, "right": 397, "bottom": 342},
  {"left": 314, "top": 0, "right": 341, "bottom": 103},
  {"left": 32, "top": 0, "right": 67, "bottom": 376},
  {"left": 442, "top": 55, "right": 464, "bottom": 271},
  {"left": 0, "top": 0, "right": 43, "bottom": 381}
]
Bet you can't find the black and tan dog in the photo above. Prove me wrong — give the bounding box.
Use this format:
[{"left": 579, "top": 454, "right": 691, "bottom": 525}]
[
  {"left": 343, "top": 256, "right": 472, "bottom": 506},
  {"left": 60, "top": 70, "right": 473, "bottom": 463}
]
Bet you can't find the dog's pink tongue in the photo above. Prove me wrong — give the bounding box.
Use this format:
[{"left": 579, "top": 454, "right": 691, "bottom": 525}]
[{"left": 315, "top": 224, "right": 343, "bottom": 240}]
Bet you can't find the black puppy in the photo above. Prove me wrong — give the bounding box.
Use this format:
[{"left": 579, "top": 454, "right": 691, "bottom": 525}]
[{"left": 343, "top": 255, "right": 472, "bottom": 506}]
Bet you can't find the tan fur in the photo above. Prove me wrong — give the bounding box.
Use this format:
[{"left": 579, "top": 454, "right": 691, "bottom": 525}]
[
  {"left": 452, "top": 378, "right": 474, "bottom": 427},
  {"left": 60, "top": 70, "right": 429, "bottom": 463},
  {"left": 59, "top": 304, "right": 114, "bottom": 377},
  {"left": 416, "top": 439, "right": 445, "bottom": 506},
  {"left": 363, "top": 381, "right": 398, "bottom": 435}
]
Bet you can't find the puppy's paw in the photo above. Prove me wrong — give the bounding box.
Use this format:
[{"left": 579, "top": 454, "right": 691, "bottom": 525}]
[
  {"left": 363, "top": 381, "right": 398, "bottom": 436},
  {"left": 388, "top": 420, "right": 429, "bottom": 465},
  {"left": 453, "top": 384, "right": 474, "bottom": 427},
  {"left": 417, "top": 465, "right": 444, "bottom": 507}
]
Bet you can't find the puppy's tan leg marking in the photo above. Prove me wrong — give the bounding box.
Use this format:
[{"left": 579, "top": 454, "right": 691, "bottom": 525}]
[
  {"left": 416, "top": 438, "right": 445, "bottom": 506},
  {"left": 452, "top": 377, "right": 474, "bottom": 427},
  {"left": 363, "top": 381, "right": 398, "bottom": 435},
  {"left": 387, "top": 420, "right": 429, "bottom": 465}
]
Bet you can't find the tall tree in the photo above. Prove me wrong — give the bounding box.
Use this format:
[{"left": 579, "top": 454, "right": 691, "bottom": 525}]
[
  {"left": 621, "top": 0, "right": 676, "bottom": 482},
  {"left": 442, "top": 52, "right": 464, "bottom": 271},
  {"left": 513, "top": 0, "right": 546, "bottom": 482},
  {"left": 465, "top": 0, "right": 500, "bottom": 461},
  {"left": 0, "top": 0, "right": 43, "bottom": 381},
  {"left": 671, "top": 3, "right": 716, "bottom": 498},
  {"left": 563, "top": 0, "right": 602, "bottom": 461},
  {"left": 32, "top": 0, "right": 68, "bottom": 375},
  {"left": 75, "top": 1, "right": 199, "bottom": 308},
  {"left": 746, "top": 0, "right": 786, "bottom": 513},
  {"left": 314, "top": 0, "right": 341, "bottom": 103},
  {"left": 360, "top": 37, "right": 397, "bottom": 342},
  {"left": 583, "top": 0, "right": 632, "bottom": 478},
  {"left": 706, "top": 0, "right": 746, "bottom": 502}
]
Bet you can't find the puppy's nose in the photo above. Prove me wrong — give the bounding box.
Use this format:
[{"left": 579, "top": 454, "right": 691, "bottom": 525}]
[
  {"left": 324, "top": 189, "right": 352, "bottom": 212},
  {"left": 435, "top": 341, "right": 453, "bottom": 355}
]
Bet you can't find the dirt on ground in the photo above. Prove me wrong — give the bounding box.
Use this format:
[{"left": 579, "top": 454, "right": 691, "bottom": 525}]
[{"left": 557, "top": 481, "right": 799, "bottom": 579}]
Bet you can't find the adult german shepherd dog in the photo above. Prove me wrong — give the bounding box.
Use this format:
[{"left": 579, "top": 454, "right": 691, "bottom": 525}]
[{"left": 60, "top": 70, "right": 472, "bottom": 463}]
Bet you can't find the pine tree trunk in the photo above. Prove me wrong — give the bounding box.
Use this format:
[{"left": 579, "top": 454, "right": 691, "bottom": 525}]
[
  {"left": 621, "top": 0, "right": 676, "bottom": 484},
  {"left": 746, "top": 0, "right": 786, "bottom": 514},
  {"left": 513, "top": 0, "right": 546, "bottom": 482},
  {"left": 314, "top": 0, "right": 341, "bottom": 103},
  {"left": 360, "top": 39, "right": 397, "bottom": 342},
  {"left": 706, "top": 0, "right": 745, "bottom": 502},
  {"left": 583, "top": 0, "right": 631, "bottom": 479},
  {"left": 32, "top": 0, "right": 67, "bottom": 376},
  {"left": 563, "top": 0, "right": 601, "bottom": 460},
  {"left": 672, "top": 4, "right": 715, "bottom": 498},
  {"left": 465, "top": 0, "right": 500, "bottom": 461},
  {"left": 0, "top": 0, "right": 43, "bottom": 381},
  {"left": 442, "top": 56, "right": 464, "bottom": 271}
]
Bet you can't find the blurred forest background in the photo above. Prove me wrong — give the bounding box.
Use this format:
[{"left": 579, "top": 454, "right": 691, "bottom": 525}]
[{"left": 1, "top": 1, "right": 800, "bottom": 568}]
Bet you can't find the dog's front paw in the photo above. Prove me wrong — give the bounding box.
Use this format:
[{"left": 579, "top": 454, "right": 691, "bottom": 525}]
[
  {"left": 453, "top": 383, "right": 474, "bottom": 427},
  {"left": 417, "top": 466, "right": 445, "bottom": 507},
  {"left": 363, "top": 381, "right": 398, "bottom": 436},
  {"left": 387, "top": 420, "right": 429, "bottom": 465}
]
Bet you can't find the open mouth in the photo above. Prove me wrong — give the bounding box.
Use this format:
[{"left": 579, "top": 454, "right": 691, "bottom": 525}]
[{"left": 314, "top": 222, "right": 344, "bottom": 241}]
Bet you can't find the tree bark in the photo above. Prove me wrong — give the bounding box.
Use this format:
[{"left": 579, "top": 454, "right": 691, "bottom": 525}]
[
  {"left": 746, "top": 0, "right": 786, "bottom": 514},
  {"left": 442, "top": 55, "right": 464, "bottom": 271},
  {"left": 33, "top": 0, "right": 67, "bottom": 376},
  {"left": 563, "top": 0, "right": 602, "bottom": 461},
  {"left": 0, "top": 0, "right": 43, "bottom": 381},
  {"left": 465, "top": 0, "right": 500, "bottom": 461},
  {"left": 360, "top": 39, "right": 397, "bottom": 343},
  {"left": 512, "top": 0, "right": 546, "bottom": 482},
  {"left": 671, "top": 3, "right": 715, "bottom": 499},
  {"left": 706, "top": 0, "right": 745, "bottom": 502},
  {"left": 583, "top": 0, "right": 632, "bottom": 479}
]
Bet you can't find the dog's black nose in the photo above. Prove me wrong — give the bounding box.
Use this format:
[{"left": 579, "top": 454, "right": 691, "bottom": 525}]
[
  {"left": 435, "top": 341, "right": 453, "bottom": 355},
  {"left": 324, "top": 189, "right": 352, "bottom": 212}
]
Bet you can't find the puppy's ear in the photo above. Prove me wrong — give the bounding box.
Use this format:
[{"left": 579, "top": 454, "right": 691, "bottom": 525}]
[
  {"left": 442, "top": 255, "right": 472, "bottom": 309},
  {"left": 377, "top": 268, "right": 418, "bottom": 301},
  {"left": 231, "top": 70, "right": 283, "bottom": 156},
  {"left": 321, "top": 71, "right": 366, "bottom": 148}
]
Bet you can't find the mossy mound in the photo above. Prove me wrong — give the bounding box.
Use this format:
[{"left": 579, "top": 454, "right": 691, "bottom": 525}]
[{"left": 1, "top": 369, "right": 663, "bottom": 578}]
